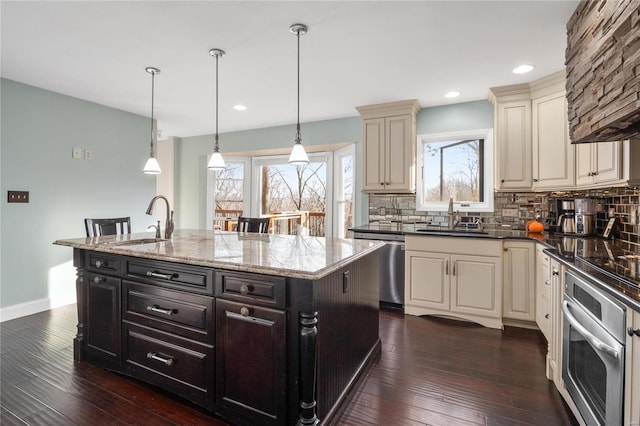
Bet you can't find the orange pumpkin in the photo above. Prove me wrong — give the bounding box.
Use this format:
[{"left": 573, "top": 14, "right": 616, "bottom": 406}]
[{"left": 527, "top": 220, "right": 544, "bottom": 233}]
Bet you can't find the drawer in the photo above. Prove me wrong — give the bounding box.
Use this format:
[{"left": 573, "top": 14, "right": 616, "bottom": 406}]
[
  {"left": 124, "top": 257, "right": 213, "bottom": 295},
  {"left": 123, "top": 323, "right": 214, "bottom": 410},
  {"left": 215, "top": 270, "right": 285, "bottom": 309},
  {"left": 123, "top": 281, "right": 214, "bottom": 342},
  {"left": 86, "top": 252, "right": 121, "bottom": 275}
]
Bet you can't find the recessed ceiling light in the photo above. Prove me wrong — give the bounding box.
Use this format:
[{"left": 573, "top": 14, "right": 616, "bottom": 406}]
[
  {"left": 513, "top": 64, "right": 534, "bottom": 74},
  {"left": 444, "top": 91, "right": 461, "bottom": 98},
  {"left": 233, "top": 104, "right": 247, "bottom": 111}
]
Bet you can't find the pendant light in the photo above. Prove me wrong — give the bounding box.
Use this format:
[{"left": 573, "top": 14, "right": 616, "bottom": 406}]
[
  {"left": 143, "top": 67, "right": 162, "bottom": 174},
  {"left": 207, "top": 48, "right": 227, "bottom": 171},
  {"left": 288, "top": 23, "right": 310, "bottom": 165}
]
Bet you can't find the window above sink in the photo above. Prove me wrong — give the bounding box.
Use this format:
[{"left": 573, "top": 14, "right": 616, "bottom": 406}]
[{"left": 416, "top": 128, "right": 494, "bottom": 213}]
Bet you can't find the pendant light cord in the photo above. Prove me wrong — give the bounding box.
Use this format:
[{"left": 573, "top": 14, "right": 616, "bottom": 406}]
[
  {"left": 215, "top": 53, "right": 219, "bottom": 152},
  {"left": 150, "top": 70, "right": 155, "bottom": 157},
  {"left": 296, "top": 29, "right": 301, "bottom": 143}
]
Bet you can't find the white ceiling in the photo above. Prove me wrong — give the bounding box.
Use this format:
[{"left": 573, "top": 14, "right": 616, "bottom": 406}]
[{"left": 1, "top": 1, "right": 579, "bottom": 138}]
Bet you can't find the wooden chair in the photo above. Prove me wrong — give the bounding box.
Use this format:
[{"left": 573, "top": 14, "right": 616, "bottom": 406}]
[
  {"left": 85, "top": 217, "right": 131, "bottom": 237},
  {"left": 236, "top": 216, "right": 270, "bottom": 234}
]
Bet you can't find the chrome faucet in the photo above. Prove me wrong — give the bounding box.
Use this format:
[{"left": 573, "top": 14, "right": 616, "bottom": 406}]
[
  {"left": 447, "top": 198, "right": 460, "bottom": 229},
  {"left": 146, "top": 195, "right": 174, "bottom": 239}
]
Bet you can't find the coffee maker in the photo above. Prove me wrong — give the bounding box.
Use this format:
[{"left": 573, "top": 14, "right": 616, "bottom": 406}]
[
  {"left": 574, "top": 198, "right": 597, "bottom": 235},
  {"left": 556, "top": 199, "right": 576, "bottom": 234}
]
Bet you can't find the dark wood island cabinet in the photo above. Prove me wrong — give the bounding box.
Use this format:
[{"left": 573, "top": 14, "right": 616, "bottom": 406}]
[{"left": 55, "top": 230, "right": 383, "bottom": 426}]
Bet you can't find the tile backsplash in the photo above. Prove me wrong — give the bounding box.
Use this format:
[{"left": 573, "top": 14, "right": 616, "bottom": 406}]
[{"left": 368, "top": 186, "right": 640, "bottom": 247}]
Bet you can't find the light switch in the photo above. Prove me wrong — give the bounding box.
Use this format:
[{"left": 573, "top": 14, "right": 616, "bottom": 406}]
[
  {"left": 84, "top": 150, "right": 92, "bottom": 160},
  {"left": 72, "top": 147, "right": 82, "bottom": 159}
]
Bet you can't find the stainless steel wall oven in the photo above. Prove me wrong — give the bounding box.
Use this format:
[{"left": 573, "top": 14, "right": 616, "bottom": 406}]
[{"left": 562, "top": 271, "right": 626, "bottom": 425}]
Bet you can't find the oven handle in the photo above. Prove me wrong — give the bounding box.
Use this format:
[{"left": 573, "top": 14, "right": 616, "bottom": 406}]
[{"left": 562, "top": 300, "right": 620, "bottom": 360}]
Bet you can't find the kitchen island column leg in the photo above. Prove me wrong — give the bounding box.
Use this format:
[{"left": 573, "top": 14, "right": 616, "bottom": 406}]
[
  {"left": 298, "top": 310, "right": 319, "bottom": 426},
  {"left": 73, "top": 248, "right": 85, "bottom": 361}
]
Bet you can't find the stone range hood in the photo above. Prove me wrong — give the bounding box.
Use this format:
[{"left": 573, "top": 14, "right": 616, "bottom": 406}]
[{"left": 565, "top": 1, "right": 640, "bottom": 144}]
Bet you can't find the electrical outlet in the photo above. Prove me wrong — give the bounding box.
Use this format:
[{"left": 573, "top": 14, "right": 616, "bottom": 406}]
[
  {"left": 8, "top": 191, "right": 29, "bottom": 203},
  {"left": 84, "top": 150, "right": 92, "bottom": 160},
  {"left": 72, "top": 147, "right": 82, "bottom": 159}
]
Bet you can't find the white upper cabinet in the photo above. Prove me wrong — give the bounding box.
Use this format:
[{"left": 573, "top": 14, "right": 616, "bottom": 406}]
[
  {"left": 575, "top": 140, "right": 622, "bottom": 186},
  {"left": 489, "top": 85, "right": 532, "bottom": 190},
  {"left": 357, "top": 100, "right": 420, "bottom": 193},
  {"left": 490, "top": 71, "right": 575, "bottom": 191},
  {"left": 530, "top": 75, "right": 575, "bottom": 189}
]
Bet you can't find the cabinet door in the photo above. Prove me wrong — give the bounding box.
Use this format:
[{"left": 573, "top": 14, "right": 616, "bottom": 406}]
[
  {"left": 85, "top": 272, "right": 121, "bottom": 364},
  {"left": 625, "top": 309, "right": 640, "bottom": 426},
  {"left": 451, "top": 255, "right": 502, "bottom": 318},
  {"left": 502, "top": 241, "right": 535, "bottom": 321},
  {"left": 535, "top": 245, "right": 551, "bottom": 341},
  {"left": 385, "top": 114, "right": 413, "bottom": 192},
  {"left": 593, "top": 141, "right": 621, "bottom": 183},
  {"left": 362, "top": 117, "right": 385, "bottom": 191},
  {"left": 495, "top": 101, "right": 532, "bottom": 190},
  {"left": 216, "top": 299, "right": 286, "bottom": 426},
  {"left": 532, "top": 93, "right": 574, "bottom": 189},
  {"left": 575, "top": 142, "right": 594, "bottom": 186},
  {"left": 405, "top": 251, "right": 449, "bottom": 310},
  {"left": 548, "top": 259, "right": 563, "bottom": 383}
]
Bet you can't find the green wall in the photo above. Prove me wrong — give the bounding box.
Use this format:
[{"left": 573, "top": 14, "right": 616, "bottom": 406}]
[
  {"left": 175, "top": 100, "right": 494, "bottom": 229},
  {"left": 0, "top": 79, "right": 156, "bottom": 317}
]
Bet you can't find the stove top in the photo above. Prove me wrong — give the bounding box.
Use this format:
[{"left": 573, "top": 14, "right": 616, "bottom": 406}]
[{"left": 577, "top": 247, "right": 640, "bottom": 288}]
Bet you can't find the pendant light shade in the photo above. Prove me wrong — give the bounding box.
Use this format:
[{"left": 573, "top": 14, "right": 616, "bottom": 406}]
[
  {"left": 143, "top": 67, "right": 161, "bottom": 174},
  {"left": 288, "top": 23, "right": 309, "bottom": 165},
  {"left": 208, "top": 48, "right": 227, "bottom": 171}
]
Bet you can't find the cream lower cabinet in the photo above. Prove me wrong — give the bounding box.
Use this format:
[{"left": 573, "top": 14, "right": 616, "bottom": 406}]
[
  {"left": 502, "top": 241, "right": 536, "bottom": 323},
  {"left": 535, "top": 244, "right": 552, "bottom": 341},
  {"left": 547, "top": 258, "right": 564, "bottom": 384},
  {"left": 625, "top": 308, "right": 640, "bottom": 426},
  {"left": 405, "top": 236, "right": 503, "bottom": 329}
]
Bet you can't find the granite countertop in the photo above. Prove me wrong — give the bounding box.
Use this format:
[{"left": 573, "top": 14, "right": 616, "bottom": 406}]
[
  {"left": 54, "top": 229, "right": 385, "bottom": 280},
  {"left": 350, "top": 222, "right": 540, "bottom": 240}
]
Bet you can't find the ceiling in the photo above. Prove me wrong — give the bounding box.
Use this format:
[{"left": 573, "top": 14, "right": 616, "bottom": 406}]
[{"left": 1, "top": 1, "right": 579, "bottom": 138}]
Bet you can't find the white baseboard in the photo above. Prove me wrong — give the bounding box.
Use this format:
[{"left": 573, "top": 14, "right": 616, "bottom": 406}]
[{"left": 0, "top": 293, "right": 76, "bottom": 322}]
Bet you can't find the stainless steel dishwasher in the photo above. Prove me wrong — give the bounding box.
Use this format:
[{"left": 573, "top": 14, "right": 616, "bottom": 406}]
[{"left": 353, "top": 231, "right": 405, "bottom": 309}]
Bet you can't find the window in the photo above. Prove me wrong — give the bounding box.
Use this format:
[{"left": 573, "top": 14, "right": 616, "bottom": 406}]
[
  {"left": 251, "top": 153, "right": 331, "bottom": 236},
  {"left": 416, "top": 128, "right": 494, "bottom": 212},
  {"left": 207, "top": 157, "right": 251, "bottom": 230},
  {"left": 334, "top": 145, "right": 355, "bottom": 238}
]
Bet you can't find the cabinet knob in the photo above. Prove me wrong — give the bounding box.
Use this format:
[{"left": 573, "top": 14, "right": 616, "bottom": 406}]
[
  {"left": 240, "top": 307, "right": 250, "bottom": 317},
  {"left": 628, "top": 328, "right": 640, "bottom": 337},
  {"left": 240, "top": 284, "right": 249, "bottom": 296},
  {"left": 545, "top": 314, "right": 549, "bottom": 319},
  {"left": 533, "top": 178, "right": 539, "bottom": 182},
  {"left": 93, "top": 276, "right": 106, "bottom": 284},
  {"left": 552, "top": 269, "right": 559, "bottom": 276},
  {"left": 95, "top": 260, "right": 103, "bottom": 268},
  {"left": 501, "top": 179, "right": 505, "bottom": 183},
  {"left": 380, "top": 182, "right": 384, "bottom": 186}
]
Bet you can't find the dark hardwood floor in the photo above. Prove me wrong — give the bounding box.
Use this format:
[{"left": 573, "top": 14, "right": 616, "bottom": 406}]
[{"left": 0, "top": 305, "right": 576, "bottom": 425}]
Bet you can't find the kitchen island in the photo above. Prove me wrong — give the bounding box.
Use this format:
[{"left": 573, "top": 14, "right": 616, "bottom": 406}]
[{"left": 54, "top": 229, "right": 383, "bottom": 426}]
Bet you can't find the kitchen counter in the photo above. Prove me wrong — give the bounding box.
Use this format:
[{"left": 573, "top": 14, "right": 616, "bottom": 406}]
[
  {"left": 54, "top": 228, "right": 384, "bottom": 280},
  {"left": 351, "top": 223, "right": 640, "bottom": 309}
]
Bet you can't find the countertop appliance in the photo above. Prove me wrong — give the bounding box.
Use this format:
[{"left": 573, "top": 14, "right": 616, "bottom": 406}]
[
  {"left": 353, "top": 229, "right": 404, "bottom": 309},
  {"left": 575, "top": 198, "right": 597, "bottom": 236},
  {"left": 562, "top": 270, "right": 626, "bottom": 425}
]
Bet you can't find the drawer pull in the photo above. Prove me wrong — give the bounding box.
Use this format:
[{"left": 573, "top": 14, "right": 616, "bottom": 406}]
[
  {"left": 93, "top": 276, "right": 107, "bottom": 284},
  {"left": 545, "top": 314, "right": 549, "bottom": 319},
  {"left": 240, "top": 284, "right": 249, "bottom": 295},
  {"left": 146, "top": 271, "right": 176, "bottom": 280},
  {"left": 147, "top": 305, "right": 175, "bottom": 316},
  {"left": 240, "top": 307, "right": 250, "bottom": 317},
  {"left": 545, "top": 279, "right": 551, "bottom": 286},
  {"left": 95, "top": 260, "right": 107, "bottom": 269},
  {"left": 147, "top": 352, "right": 174, "bottom": 366}
]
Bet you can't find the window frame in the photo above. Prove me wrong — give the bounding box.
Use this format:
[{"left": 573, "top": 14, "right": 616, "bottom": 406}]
[{"left": 416, "top": 128, "right": 494, "bottom": 213}]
